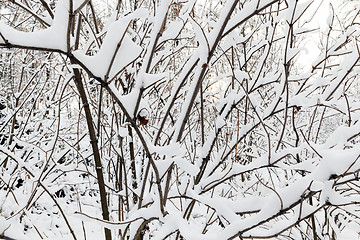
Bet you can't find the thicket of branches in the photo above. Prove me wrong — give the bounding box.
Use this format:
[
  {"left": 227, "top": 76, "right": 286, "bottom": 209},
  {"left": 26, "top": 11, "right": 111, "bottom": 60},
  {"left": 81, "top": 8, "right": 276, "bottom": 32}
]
[{"left": 0, "top": 0, "right": 360, "bottom": 239}]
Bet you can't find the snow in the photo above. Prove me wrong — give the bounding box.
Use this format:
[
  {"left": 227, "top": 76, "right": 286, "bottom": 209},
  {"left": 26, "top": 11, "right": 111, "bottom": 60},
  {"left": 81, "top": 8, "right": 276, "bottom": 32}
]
[
  {"left": 138, "top": 71, "right": 169, "bottom": 89},
  {"left": 1, "top": 0, "right": 360, "bottom": 239},
  {"left": 109, "top": 83, "right": 140, "bottom": 116},
  {"left": 0, "top": 0, "right": 69, "bottom": 51},
  {"left": 140, "top": 0, "right": 172, "bottom": 74},
  {"left": 74, "top": 9, "right": 146, "bottom": 79},
  {"left": 224, "top": 0, "right": 277, "bottom": 35}
]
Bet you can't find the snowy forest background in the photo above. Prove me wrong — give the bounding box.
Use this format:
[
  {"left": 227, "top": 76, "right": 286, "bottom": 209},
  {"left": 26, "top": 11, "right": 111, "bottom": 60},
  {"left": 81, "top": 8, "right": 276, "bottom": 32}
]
[{"left": 0, "top": 0, "right": 360, "bottom": 239}]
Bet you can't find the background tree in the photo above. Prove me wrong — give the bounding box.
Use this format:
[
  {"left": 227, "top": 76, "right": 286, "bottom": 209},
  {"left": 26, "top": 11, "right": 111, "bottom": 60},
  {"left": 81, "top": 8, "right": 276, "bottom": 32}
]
[{"left": 0, "top": 0, "right": 360, "bottom": 239}]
